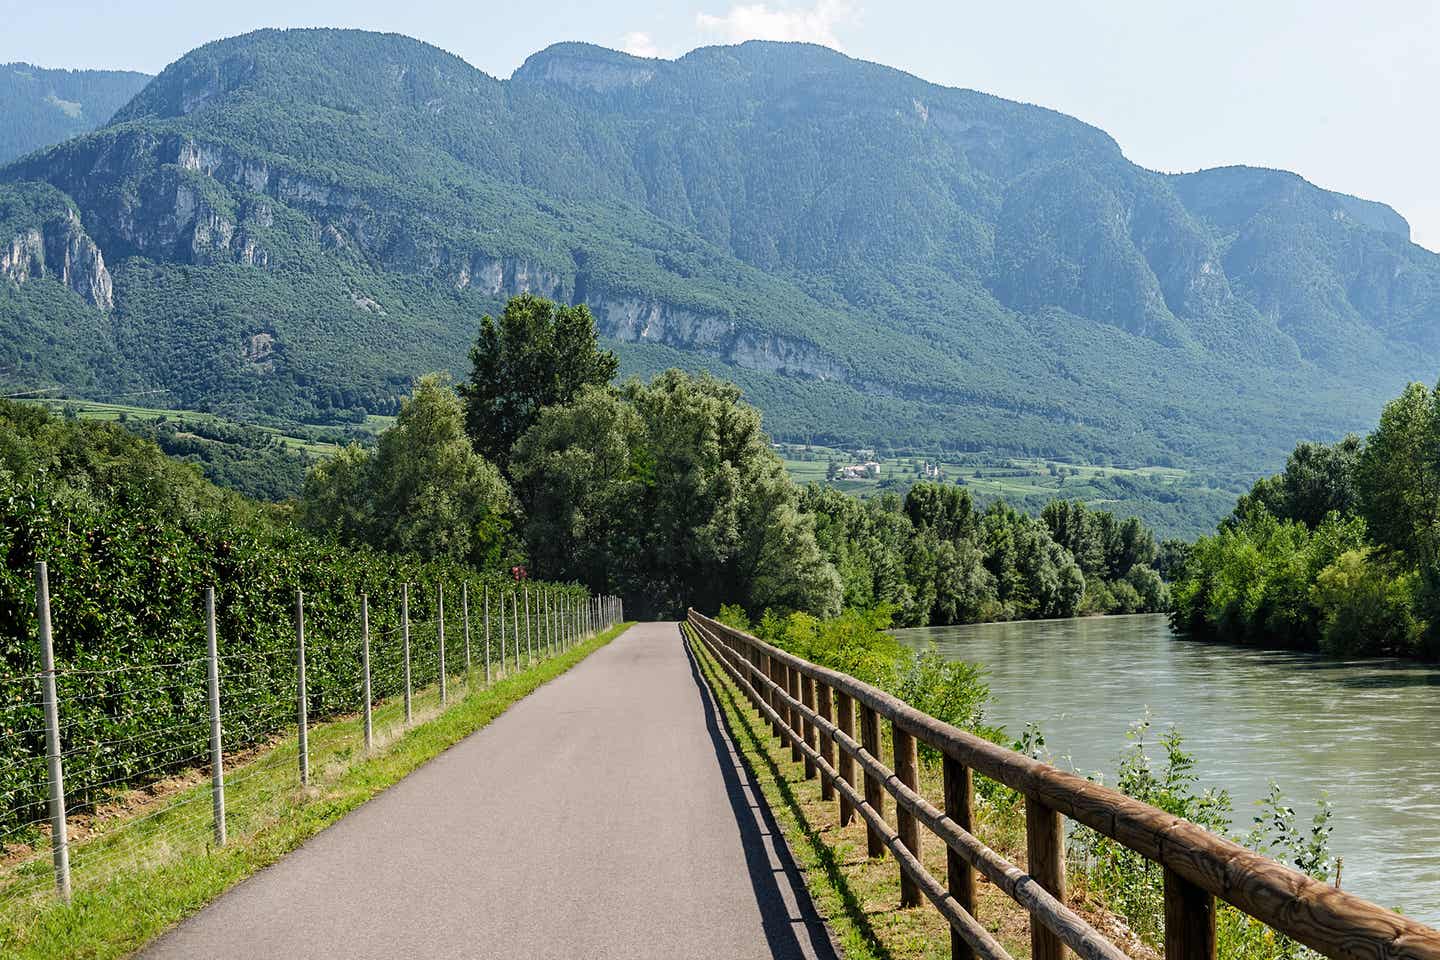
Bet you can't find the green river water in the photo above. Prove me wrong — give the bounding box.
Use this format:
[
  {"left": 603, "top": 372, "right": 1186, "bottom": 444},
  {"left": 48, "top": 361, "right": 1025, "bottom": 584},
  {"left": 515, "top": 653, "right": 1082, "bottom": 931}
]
[{"left": 893, "top": 613, "right": 1440, "bottom": 924}]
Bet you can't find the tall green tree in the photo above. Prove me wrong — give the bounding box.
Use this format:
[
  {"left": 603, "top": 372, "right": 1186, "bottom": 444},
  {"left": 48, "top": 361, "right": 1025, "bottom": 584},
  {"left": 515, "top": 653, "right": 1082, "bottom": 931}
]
[
  {"left": 1231, "top": 435, "right": 1363, "bottom": 530},
  {"left": 460, "top": 294, "right": 618, "bottom": 468},
  {"left": 300, "top": 374, "right": 514, "bottom": 568},
  {"left": 510, "top": 370, "right": 841, "bottom": 619},
  {"left": 1356, "top": 382, "right": 1440, "bottom": 563}
]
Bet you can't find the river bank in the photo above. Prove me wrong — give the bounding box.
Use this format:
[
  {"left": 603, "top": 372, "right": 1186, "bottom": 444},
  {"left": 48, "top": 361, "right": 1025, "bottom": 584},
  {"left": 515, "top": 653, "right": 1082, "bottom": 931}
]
[{"left": 895, "top": 613, "right": 1440, "bottom": 924}]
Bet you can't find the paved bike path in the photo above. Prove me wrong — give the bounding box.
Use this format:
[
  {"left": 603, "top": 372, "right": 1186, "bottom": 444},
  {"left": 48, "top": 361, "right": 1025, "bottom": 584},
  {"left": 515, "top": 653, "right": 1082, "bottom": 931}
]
[{"left": 143, "top": 621, "right": 837, "bottom": 959}]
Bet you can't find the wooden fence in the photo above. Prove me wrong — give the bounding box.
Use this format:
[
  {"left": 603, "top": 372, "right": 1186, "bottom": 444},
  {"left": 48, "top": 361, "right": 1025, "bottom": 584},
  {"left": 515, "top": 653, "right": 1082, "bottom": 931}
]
[{"left": 685, "top": 609, "right": 1440, "bottom": 960}]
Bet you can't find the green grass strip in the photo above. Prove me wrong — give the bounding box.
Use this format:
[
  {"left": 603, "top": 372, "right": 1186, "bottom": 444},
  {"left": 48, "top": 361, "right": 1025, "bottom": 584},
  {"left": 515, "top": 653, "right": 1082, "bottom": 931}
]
[{"left": 1, "top": 622, "right": 632, "bottom": 960}]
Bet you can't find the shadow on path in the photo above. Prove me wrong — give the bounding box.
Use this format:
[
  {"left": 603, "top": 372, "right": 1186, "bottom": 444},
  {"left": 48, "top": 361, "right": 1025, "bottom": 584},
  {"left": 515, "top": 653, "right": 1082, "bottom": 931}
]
[{"left": 681, "top": 628, "right": 841, "bottom": 960}]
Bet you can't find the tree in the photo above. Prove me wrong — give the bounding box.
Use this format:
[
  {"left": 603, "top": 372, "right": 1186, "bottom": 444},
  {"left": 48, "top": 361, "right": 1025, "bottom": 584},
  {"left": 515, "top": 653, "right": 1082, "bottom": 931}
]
[
  {"left": 1310, "top": 549, "right": 1419, "bottom": 657},
  {"left": 299, "top": 374, "right": 514, "bottom": 568},
  {"left": 904, "top": 482, "right": 978, "bottom": 543},
  {"left": 509, "top": 370, "right": 841, "bottom": 619},
  {"left": 460, "top": 294, "right": 618, "bottom": 468},
  {"left": 1231, "top": 435, "right": 1363, "bottom": 530},
  {"left": 1356, "top": 382, "right": 1440, "bottom": 563}
]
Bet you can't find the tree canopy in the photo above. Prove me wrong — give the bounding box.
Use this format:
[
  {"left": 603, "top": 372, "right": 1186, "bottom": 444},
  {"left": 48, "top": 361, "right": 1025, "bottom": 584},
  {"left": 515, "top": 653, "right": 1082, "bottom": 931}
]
[
  {"left": 300, "top": 373, "right": 514, "bottom": 569},
  {"left": 460, "top": 294, "right": 618, "bottom": 468}
]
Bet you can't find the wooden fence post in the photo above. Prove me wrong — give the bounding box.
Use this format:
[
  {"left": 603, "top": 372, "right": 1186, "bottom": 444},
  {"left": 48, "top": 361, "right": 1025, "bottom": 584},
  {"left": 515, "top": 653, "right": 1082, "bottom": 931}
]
[
  {"left": 894, "top": 721, "right": 921, "bottom": 908},
  {"left": 787, "top": 665, "right": 803, "bottom": 764},
  {"left": 801, "top": 674, "right": 817, "bottom": 779},
  {"left": 817, "top": 681, "right": 834, "bottom": 801},
  {"left": 1026, "top": 797, "right": 1066, "bottom": 960},
  {"left": 836, "top": 691, "right": 855, "bottom": 826},
  {"left": 945, "top": 756, "right": 977, "bottom": 960},
  {"left": 1165, "top": 868, "right": 1217, "bottom": 960},
  {"left": 767, "top": 654, "right": 783, "bottom": 739},
  {"left": 860, "top": 704, "right": 884, "bottom": 857}
]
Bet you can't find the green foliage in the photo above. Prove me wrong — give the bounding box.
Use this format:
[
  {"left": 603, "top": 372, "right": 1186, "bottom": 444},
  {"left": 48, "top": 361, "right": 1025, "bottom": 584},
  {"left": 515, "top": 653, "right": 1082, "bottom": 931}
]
[
  {"left": 0, "top": 399, "right": 578, "bottom": 835},
  {"left": 1310, "top": 549, "right": 1420, "bottom": 657},
  {"left": 1072, "top": 720, "right": 1334, "bottom": 958},
  {"left": 1072, "top": 721, "right": 1232, "bottom": 943},
  {"left": 798, "top": 482, "right": 1167, "bottom": 628},
  {"left": 1175, "top": 378, "right": 1440, "bottom": 659},
  {"left": 1170, "top": 510, "right": 1366, "bottom": 648},
  {"left": 0, "top": 63, "right": 150, "bottom": 164},
  {"left": 511, "top": 369, "right": 841, "bottom": 618},
  {"left": 1231, "top": 436, "right": 1362, "bottom": 530},
  {"left": 1356, "top": 382, "right": 1440, "bottom": 563},
  {"left": 299, "top": 373, "right": 514, "bottom": 568},
  {"left": 731, "top": 603, "right": 992, "bottom": 748},
  {"left": 460, "top": 294, "right": 618, "bottom": 468}
]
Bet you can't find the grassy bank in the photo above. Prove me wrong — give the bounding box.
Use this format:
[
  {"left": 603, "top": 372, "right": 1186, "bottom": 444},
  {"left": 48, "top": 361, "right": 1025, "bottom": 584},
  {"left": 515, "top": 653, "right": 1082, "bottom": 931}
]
[
  {"left": 0, "top": 623, "right": 631, "bottom": 960},
  {"left": 687, "top": 624, "right": 1151, "bottom": 960}
]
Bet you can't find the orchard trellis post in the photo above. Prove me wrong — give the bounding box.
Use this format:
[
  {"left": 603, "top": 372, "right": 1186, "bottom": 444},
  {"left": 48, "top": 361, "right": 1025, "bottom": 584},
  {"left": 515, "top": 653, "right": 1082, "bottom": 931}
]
[
  {"left": 205, "top": 587, "right": 227, "bottom": 845},
  {"left": 36, "top": 561, "right": 71, "bottom": 901},
  {"left": 361, "top": 593, "right": 373, "bottom": 753},
  {"left": 296, "top": 589, "right": 309, "bottom": 786}
]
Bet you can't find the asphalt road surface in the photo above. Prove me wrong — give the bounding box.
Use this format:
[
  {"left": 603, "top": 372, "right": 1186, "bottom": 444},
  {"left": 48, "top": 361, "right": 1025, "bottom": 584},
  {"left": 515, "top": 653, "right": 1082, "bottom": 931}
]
[{"left": 143, "top": 621, "right": 838, "bottom": 959}]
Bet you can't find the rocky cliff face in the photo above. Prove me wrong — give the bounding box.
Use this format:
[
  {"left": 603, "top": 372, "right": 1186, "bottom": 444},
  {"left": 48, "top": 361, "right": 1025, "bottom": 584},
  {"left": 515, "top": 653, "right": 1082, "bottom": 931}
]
[{"left": 1, "top": 207, "right": 112, "bottom": 309}]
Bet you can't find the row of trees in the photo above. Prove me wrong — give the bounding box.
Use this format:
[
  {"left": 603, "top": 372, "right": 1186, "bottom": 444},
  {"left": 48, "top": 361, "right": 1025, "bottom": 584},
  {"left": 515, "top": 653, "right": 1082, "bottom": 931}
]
[
  {"left": 804, "top": 484, "right": 1169, "bottom": 627},
  {"left": 299, "top": 294, "right": 1171, "bottom": 623},
  {"left": 1171, "top": 379, "right": 1440, "bottom": 659}
]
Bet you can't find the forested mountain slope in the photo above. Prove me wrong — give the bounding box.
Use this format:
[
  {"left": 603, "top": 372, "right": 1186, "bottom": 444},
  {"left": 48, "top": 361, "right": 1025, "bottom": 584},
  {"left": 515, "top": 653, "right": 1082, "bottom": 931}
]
[
  {"left": 0, "top": 63, "right": 152, "bottom": 164},
  {"left": 2, "top": 29, "right": 1435, "bottom": 488}
]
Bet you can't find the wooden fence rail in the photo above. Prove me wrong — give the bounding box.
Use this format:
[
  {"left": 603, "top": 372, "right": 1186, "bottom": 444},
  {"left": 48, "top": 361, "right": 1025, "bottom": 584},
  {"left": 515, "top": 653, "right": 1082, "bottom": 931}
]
[{"left": 685, "top": 609, "right": 1440, "bottom": 960}]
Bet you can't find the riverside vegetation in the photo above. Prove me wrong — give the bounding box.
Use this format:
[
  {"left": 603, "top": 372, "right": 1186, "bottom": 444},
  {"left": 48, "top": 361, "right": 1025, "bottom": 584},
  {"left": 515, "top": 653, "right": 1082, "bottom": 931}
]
[{"left": 1172, "top": 377, "right": 1440, "bottom": 659}]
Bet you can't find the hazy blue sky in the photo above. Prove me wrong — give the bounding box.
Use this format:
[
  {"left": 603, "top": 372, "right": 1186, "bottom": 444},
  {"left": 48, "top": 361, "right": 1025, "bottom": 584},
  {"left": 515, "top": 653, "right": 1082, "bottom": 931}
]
[{"left": 5, "top": 1, "right": 1437, "bottom": 249}]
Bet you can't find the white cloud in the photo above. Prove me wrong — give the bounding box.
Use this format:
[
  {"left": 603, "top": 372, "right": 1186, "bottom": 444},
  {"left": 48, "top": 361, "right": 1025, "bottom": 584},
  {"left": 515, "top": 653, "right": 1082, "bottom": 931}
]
[
  {"left": 696, "top": 1, "right": 860, "bottom": 51},
  {"left": 620, "top": 31, "right": 663, "bottom": 59}
]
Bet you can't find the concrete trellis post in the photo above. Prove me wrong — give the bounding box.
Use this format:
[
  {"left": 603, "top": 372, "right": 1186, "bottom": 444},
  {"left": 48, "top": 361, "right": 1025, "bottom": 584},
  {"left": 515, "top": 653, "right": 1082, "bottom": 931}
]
[
  {"left": 484, "top": 584, "right": 493, "bottom": 683},
  {"left": 511, "top": 590, "right": 521, "bottom": 670},
  {"left": 524, "top": 585, "right": 533, "bottom": 666},
  {"left": 35, "top": 562, "right": 71, "bottom": 901},
  {"left": 402, "top": 582, "right": 413, "bottom": 724},
  {"left": 361, "top": 593, "right": 373, "bottom": 753},
  {"left": 296, "top": 589, "right": 309, "bottom": 785},
  {"left": 438, "top": 582, "right": 447, "bottom": 706},
  {"left": 498, "top": 583, "right": 507, "bottom": 675},
  {"left": 206, "top": 587, "right": 227, "bottom": 845},
  {"left": 462, "top": 582, "right": 472, "bottom": 680}
]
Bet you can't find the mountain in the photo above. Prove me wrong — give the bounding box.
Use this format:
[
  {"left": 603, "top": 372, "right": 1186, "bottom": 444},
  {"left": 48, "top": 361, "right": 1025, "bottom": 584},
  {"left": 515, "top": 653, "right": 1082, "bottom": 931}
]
[
  {"left": 2, "top": 30, "right": 1437, "bottom": 514},
  {"left": 0, "top": 63, "right": 152, "bottom": 164}
]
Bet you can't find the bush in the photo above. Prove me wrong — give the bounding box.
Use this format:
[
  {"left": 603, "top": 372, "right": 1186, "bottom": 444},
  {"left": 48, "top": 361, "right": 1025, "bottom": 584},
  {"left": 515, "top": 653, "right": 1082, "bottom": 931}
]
[
  {"left": 1310, "top": 550, "right": 1420, "bottom": 657},
  {"left": 1072, "top": 721, "right": 1334, "bottom": 958}
]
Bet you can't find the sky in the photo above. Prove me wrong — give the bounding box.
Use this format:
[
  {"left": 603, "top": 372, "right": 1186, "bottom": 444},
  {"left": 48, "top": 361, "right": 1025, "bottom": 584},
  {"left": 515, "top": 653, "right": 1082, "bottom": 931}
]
[{"left": 4, "top": 0, "right": 1438, "bottom": 249}]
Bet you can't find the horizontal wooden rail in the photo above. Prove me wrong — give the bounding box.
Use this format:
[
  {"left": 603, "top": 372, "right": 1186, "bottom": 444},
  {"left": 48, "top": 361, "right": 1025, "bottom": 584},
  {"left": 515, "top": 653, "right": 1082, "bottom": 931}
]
[{"left": 687, "top": 609, "right": 1440, "bottom": 960}]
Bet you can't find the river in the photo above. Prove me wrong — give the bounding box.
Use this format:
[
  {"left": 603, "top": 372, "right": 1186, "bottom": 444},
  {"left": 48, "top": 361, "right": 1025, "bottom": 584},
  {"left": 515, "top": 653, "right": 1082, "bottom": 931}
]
[{"left": 893, "top": 613, "right": 1440, "bottom": 924}]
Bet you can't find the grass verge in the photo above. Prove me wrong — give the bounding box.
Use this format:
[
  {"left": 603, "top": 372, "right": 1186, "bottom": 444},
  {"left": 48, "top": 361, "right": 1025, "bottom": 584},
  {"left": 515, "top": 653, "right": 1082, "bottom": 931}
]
[
  {"left": 687, "top": 625, "right": 1151, "bottom": 960},
  {"left": 0, "top": 623, "right": 632, "bottom": 960}
]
